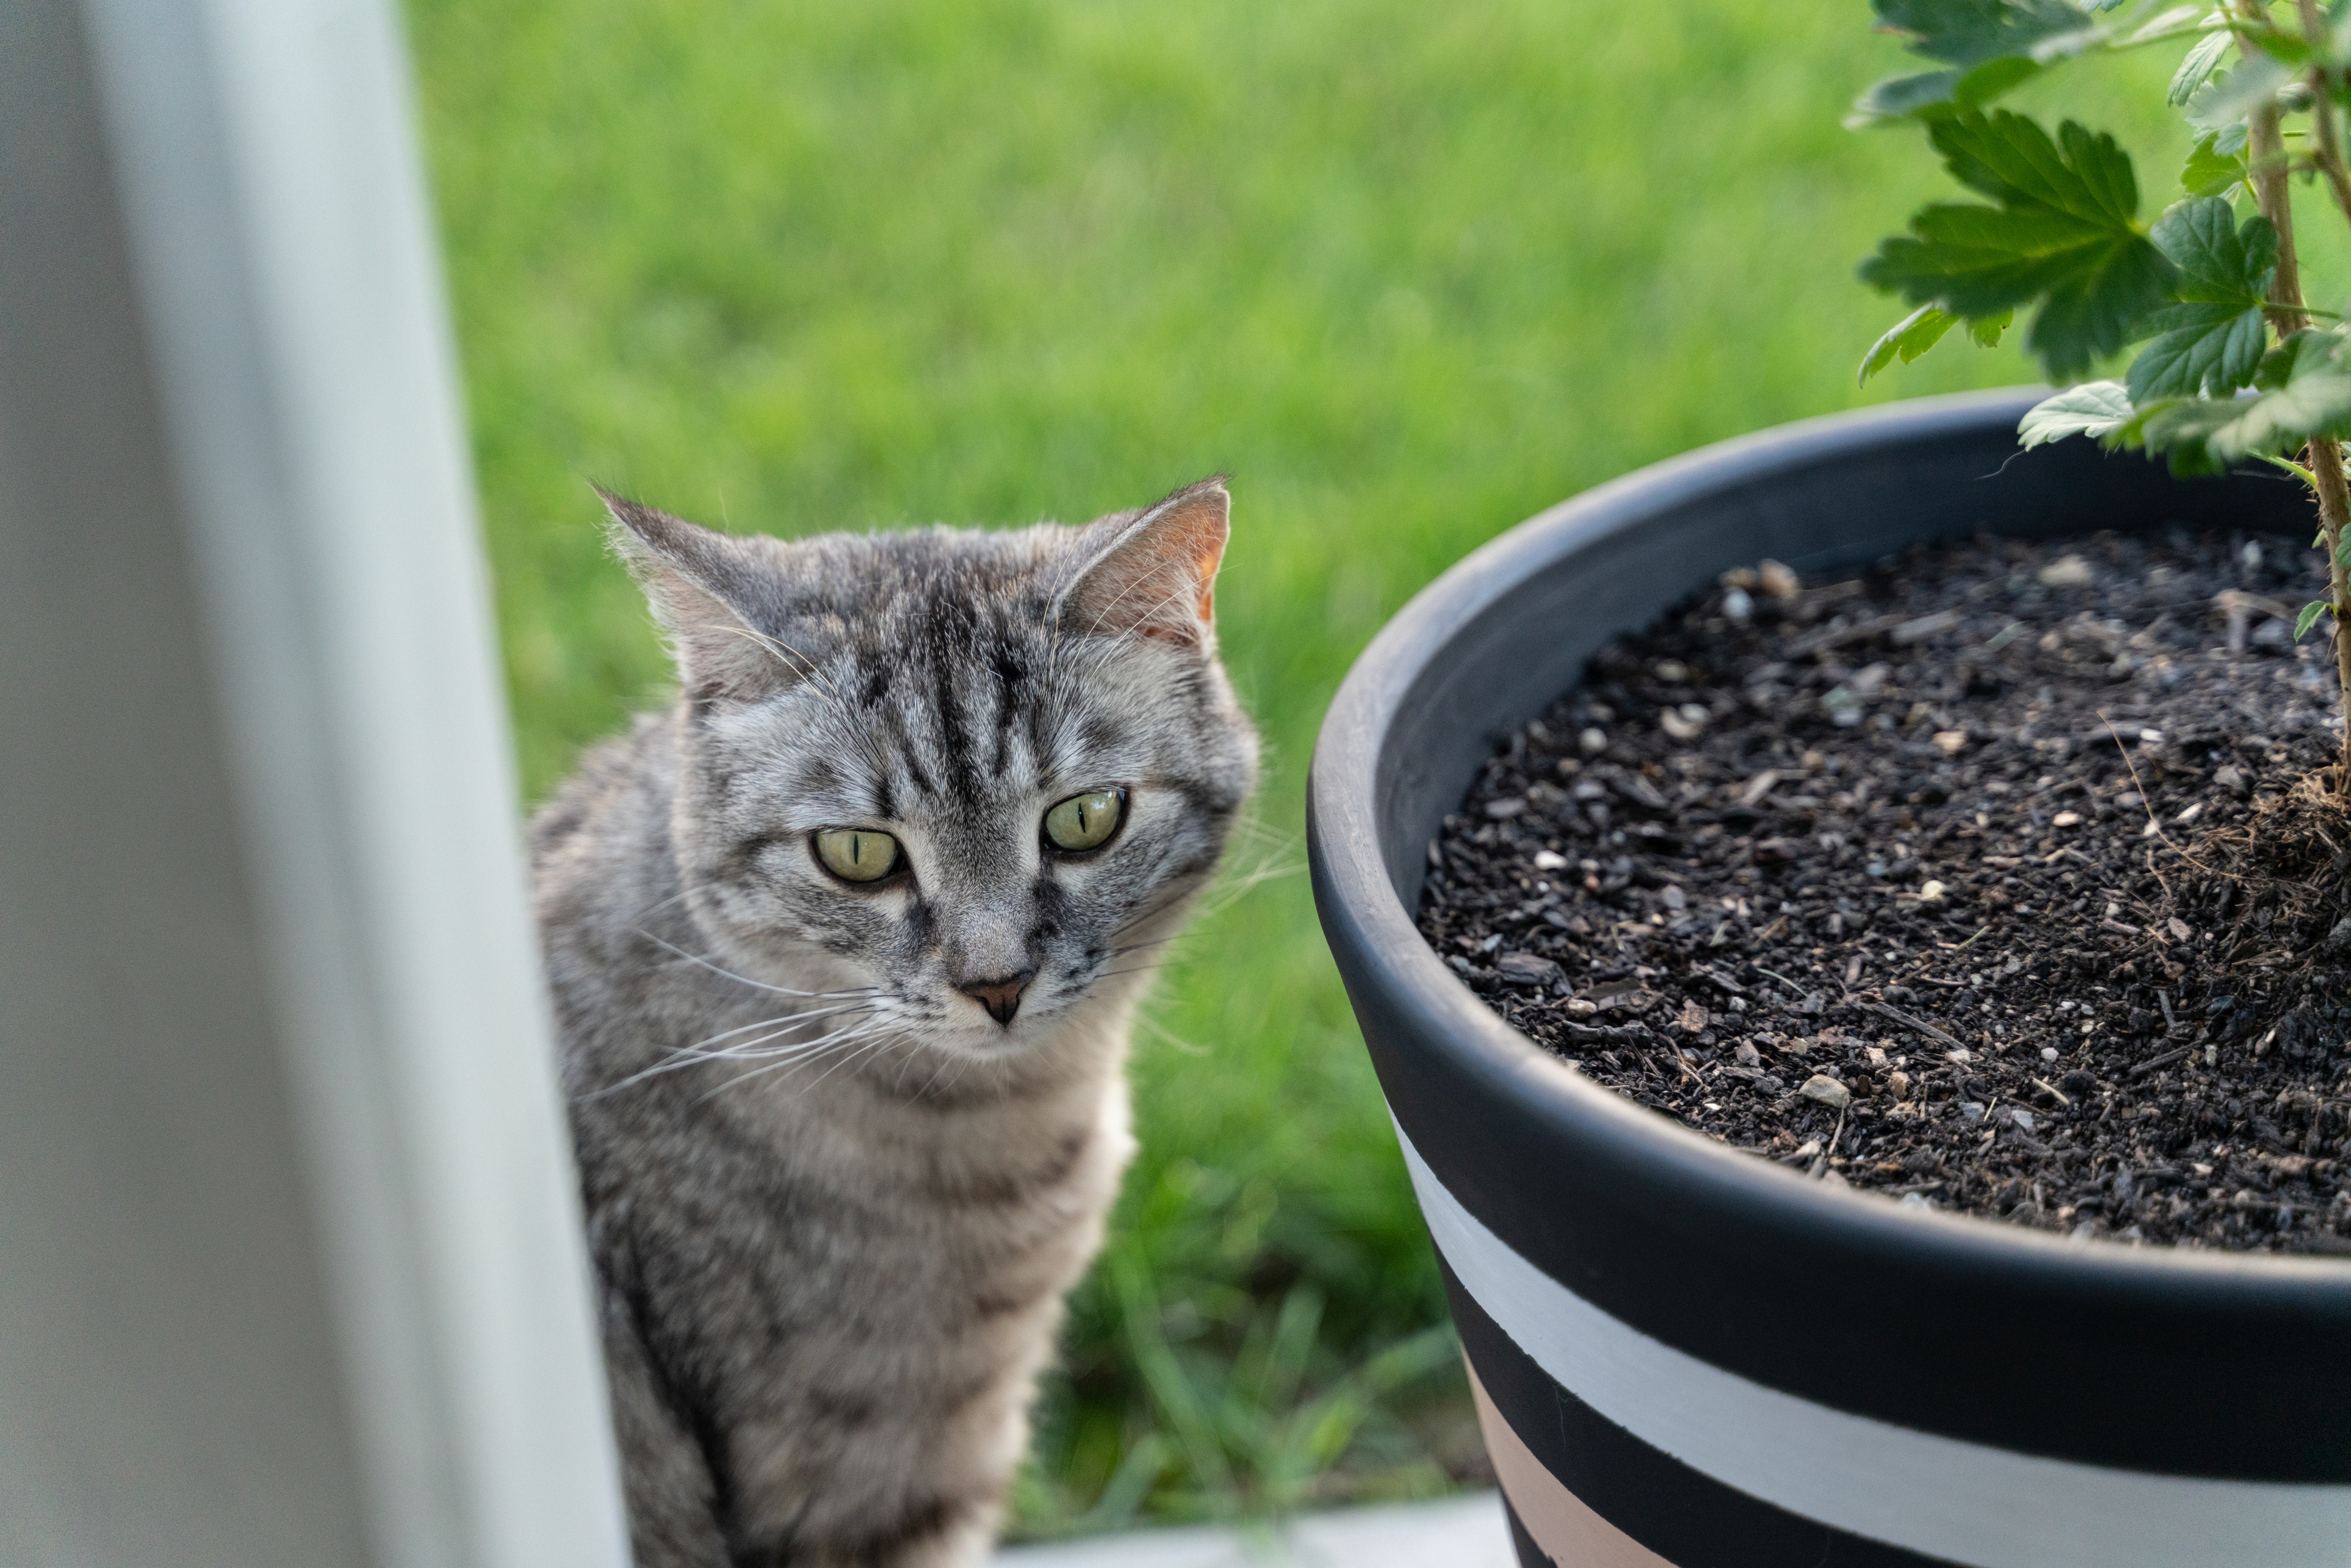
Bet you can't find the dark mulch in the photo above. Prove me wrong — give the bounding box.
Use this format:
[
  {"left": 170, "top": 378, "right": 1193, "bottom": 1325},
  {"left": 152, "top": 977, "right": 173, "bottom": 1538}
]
[{"left": 1418, "top": 527, "right": 2351, "bottom": 1254}]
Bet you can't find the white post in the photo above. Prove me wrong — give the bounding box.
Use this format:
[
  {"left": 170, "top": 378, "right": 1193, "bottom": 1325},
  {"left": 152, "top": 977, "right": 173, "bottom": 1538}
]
[{"left": 0, "top": 3, "right": 629, "bottom": 1566}]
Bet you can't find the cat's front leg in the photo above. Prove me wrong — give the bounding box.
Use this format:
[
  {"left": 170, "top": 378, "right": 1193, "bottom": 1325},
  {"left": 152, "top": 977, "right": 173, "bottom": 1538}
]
[
  {"left": 792, "top": 1505, "right": 1000, "bottom": 1568},
  {"left": 597, "top": 1297, "right": 735, "bottom": 1568}
]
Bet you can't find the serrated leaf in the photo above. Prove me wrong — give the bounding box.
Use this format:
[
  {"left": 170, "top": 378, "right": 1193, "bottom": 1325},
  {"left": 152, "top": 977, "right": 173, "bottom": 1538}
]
[
  {"left": 2128, "top": 304, "right": 2270, "bottom": 398},
  {"left": 2255, "top": 327, "right": 2335, "bottom": 389},
  {"left": 2018, "top": 380, "right": 2132, "bottom": 446},
  {"left": 1957, "top": 53, "right": 2047, "bottom": 101},
  {"left": 2151, "top": 197, "right": 2276, "bottom": 299},
  {"left": 1860, "top": 112, "right": 2172, "bottom": 376},
  {"left": 1860, "top": 305, "right": 1961, "bottom": 384},
  {"left": 2129, "top": 338, "right": 2351, "bottom": 472},
  {"left": 2126, "top": 5, "right": 2206, "bottom": 46},
  {"left": 2168, "top": 29, "right": 2232, "bottom": 106},
  {"left": 1968, "top": 307, "right": 2015, "bottom": 346},
  {"left": 2026, "top": 245, "right": 2183, "bottom": 376},
  {"left": 2180, "top": 130, "right": 2247, "bottom": 197},
  {"left": 2187, "top": 55, "right": 2292, "bottom": 132},
  {"left": 2334, "top": 535, "right": 2351, "bottom": 569},
  {"left": 2298, "top": 600, "right": 2333, "bottom": 639},
  {"left": 1851, "top": 69, "right": 1968, "bottom": 125},
  {"left": 1875, "top": 0, "right": 2101, "bottom": 68},
  {"left": 1935, "top": 112, "right": 2138, "bottom": 215},
  {"left": 1851, "top": 53, "right": 2044, "bottom": 122}
]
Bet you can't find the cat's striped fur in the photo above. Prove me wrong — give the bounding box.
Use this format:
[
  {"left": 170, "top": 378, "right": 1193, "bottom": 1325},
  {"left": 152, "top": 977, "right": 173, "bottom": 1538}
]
[{"left": 532, "top": 480, "right": 1256, "bottom": 1566}]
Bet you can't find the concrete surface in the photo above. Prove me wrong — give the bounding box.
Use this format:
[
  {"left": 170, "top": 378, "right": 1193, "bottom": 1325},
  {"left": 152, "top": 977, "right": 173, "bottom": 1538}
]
[{"left": 993, "top": 1493, "right": 1514, "bottom": 1567}]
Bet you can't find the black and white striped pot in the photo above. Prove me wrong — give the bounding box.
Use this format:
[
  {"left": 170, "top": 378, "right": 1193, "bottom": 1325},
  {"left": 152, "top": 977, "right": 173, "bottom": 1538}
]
[{"left": 1307, "top": 390, "right": 2351, "bottom": 1567}]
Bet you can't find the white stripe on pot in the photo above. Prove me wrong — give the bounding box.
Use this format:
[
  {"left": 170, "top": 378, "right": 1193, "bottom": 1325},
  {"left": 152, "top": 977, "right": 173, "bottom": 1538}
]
[{"left": 1396, "top": 1121, "right": 2351, "bottom": 1568}]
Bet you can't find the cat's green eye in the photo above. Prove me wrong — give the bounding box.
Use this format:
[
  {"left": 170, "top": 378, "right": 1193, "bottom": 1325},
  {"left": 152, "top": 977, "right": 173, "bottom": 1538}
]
[
  {"left": 1043, "top": 789, "right": 1124, "bottom": 853},
  {"left": 813, "top": 827, "right": 900, "bottom": 883}
]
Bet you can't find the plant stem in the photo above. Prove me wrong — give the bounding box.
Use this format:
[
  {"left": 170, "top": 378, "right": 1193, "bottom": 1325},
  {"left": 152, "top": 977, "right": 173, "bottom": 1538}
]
[
  {"left": 2245, "top": 103, "right": 2306, "bottom": 333},
  {"left": 2269, "top": 0, "right": 2351, "bottom": 789},
  {"left": 2300, "top": 0, "right": 2351, "bottom": 227}
]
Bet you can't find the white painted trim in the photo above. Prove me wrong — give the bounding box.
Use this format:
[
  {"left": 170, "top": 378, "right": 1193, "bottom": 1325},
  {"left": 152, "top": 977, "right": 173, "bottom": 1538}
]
[
  {"left": 19, "top": 3, "right": 632, "bottom": 1565},
  {"left": 1396, "top": 1120, "right": 2351, "bottom": 1568}
]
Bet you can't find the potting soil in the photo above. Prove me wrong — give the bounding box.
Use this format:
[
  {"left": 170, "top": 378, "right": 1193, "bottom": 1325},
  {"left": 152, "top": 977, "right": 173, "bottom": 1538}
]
[{"left": 1419, "top": 528, "right": 2351, "bottom": 1253}]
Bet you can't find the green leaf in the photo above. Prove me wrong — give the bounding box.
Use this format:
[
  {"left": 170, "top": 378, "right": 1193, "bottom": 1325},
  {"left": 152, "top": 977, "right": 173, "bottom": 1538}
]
[
  {"left": 2128, "top": 304, "right": 2270, "bottom": 398},
  {"left": 2298, "top": 600, "right": 2333, "bottom": 639},
  {"left": 2151, "top": 197, "right": 2276, "bottom": 300},
  {"left": 1957, "top": 52, "right": 2047, "bottom": 100},
  {"left": 1967, "top": 307, "right": 2015, "bottom": 346},
  {"left": 1850, "top": 56, "right": 2043, "bottom": 123},
  {"left": 1934, "top": 111, "right": 2138, "bottom": 216},
  {"left": 2335, "top": 535, "right": 2351, "bottom": 570},
  {"left": 2256, "top": 327, "right": 2332, "bottom": 388},
  {"left": 2125, "top": 5, "right": 2208, "bottom": 46},
  {"left": 2126, "top": 199, "right": 2277, "bottom": 400},
  {"left": 1860, "top": 304, "right": 1961, "bottom": 384},
  {"left": 1852, "top": 70, "right": 1967, "bottom": 125},
  {"left": 2129, "top": 335, "right": 2351, "bottom": 473},
  {"left": 2018, "top": 379, "right": 2132, "bottom": 446},
  {"left": 2167, "top": 27, "right": 2231, "bottom": 105},
  {"left": 2187, "top": 55, "right": 2292, "bottom": 133},
  {"left": 1851, "top": 0, "right": 2092, "bottom": 119},
  {"left": 1860, "top": 112, "right": 2173, "bottom": 377},
  {"left": 1874, "top": 0, "right": 2099, "bottom": 69},
  {"left": 2259, "top": 451, "right": 2319, "bottom": 484},
  {"left": 2180, "top": 130, "right": 2247, "bottom": 197}
]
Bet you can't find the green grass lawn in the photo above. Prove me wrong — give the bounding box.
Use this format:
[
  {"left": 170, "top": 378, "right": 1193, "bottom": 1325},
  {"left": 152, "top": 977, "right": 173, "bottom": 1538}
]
[{"left": 406, "top": 0, "right": 2203, "bottom": 1533}]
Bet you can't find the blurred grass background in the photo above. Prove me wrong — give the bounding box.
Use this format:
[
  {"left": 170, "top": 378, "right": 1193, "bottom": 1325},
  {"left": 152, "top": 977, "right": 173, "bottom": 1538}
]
[{"left": 404, "top": 0, "right": 2201, "bottom": 1535}]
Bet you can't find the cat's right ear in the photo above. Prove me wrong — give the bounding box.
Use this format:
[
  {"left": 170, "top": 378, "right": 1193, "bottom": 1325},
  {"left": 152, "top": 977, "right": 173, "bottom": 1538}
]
[{"left": 598, "top": 487, "right": 801, "bottom": 702}]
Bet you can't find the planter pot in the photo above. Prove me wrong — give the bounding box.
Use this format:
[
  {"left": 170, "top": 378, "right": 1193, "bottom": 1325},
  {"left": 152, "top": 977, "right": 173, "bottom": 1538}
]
[{"left": 1307, "top": 390, "right": 2351, "bottom": 1568}]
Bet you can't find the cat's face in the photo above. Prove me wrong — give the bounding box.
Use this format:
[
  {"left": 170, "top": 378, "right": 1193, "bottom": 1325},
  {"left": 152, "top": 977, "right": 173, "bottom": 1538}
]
[{"left": 609, "top": 481, "right": 1256, "bottom": 1061}]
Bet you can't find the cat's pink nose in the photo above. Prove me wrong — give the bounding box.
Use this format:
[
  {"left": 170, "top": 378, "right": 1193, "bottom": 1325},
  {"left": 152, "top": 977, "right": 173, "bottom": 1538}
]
[{"left": 959, "top": 973, "right": 1033, "bottom": 1026}]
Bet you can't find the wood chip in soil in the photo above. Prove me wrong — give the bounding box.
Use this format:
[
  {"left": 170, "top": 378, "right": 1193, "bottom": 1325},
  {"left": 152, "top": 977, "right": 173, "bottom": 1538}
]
[{"left": 1419, "top": 528, "right": 2351, "bottom": 1255}]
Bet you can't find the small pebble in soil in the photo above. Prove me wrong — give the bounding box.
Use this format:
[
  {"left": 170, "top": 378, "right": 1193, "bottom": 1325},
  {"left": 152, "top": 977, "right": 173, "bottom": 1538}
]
[
  {"left": 1421, "top": 528, "right": 2351, "bottom": 1255},
  {"left": 1799, "top": 1074, "right": 1851, "bottom": 1110}
]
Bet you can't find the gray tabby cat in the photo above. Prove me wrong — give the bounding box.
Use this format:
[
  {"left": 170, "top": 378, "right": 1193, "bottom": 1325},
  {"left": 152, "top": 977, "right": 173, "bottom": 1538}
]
[{"left": 531, "top": 478, "right": 1257, "bottom": 1567}]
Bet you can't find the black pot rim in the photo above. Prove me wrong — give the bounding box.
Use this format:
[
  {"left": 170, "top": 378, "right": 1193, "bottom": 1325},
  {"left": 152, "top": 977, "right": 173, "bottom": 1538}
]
[{"left": 1308, "top": 386, "right": 2351, "bottom": 1298}]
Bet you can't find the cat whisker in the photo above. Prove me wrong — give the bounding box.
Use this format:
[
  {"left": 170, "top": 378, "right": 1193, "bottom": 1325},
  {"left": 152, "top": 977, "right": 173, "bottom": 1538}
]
[
  {"left": 1107, "top": 934, "right": 1181, "bottom": 957},
  {"left": 685, "top": 1001, "right": 879, "bottom": 1051},
  {"left": 718, "top": 622, "right": 856, "bottom": 718},
  {"left": 700, "top": 1023, "right": 882, "bottom": 1070},
  {"left": 759, "top": 1025, "right": 902, "bottom": 1100},
  {"left": 715, "top": 625, "right": 907, "bottom": 788},
  {"left": 902, "top": 1048, "right": 961, "bottom": 1103},
  {"left": 694, "top": 1019, "right": 897, "bottom": 1103},
  {"left": 635, "top": 929, "right": 879, "bottom": 1000},
  {"left": 1133, "top": 1010, "right": 1211, "bottom": 1057},
  {"left": 582, "top": 1006, "right": 885, "bottom": 1097},
  {"left": 1109, "top": 884, "right": 1203, "bottom": 940},
  {"left": 910, "top": 1048, "right": 983, "bottom": 1106},
  {"left": 1187, "top": 857, "right": 1302, "bottom": 922},
  {"left": 669, "top": 1010, "right": 883, "bottom": 1066},
  {"left": 624, "top": 884, "right": 702, "bottom": 925}
]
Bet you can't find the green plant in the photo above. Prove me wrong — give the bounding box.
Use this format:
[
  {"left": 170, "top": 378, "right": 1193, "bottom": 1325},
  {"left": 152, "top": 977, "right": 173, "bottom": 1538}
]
[{"left": 1856, "top": 0, "right": 2351, "bottom": 779}]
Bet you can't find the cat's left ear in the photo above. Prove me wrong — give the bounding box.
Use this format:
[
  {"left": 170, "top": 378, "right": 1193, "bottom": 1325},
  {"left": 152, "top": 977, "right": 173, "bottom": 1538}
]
[{"left": 1059, "top": 477, "right": 1230, "bottom": 650}]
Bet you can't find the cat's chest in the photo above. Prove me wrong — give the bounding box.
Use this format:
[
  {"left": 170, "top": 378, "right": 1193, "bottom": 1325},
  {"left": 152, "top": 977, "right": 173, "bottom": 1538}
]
[{"left": 728, "top": 1056, "right": 1133, "bottom": 1252}]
